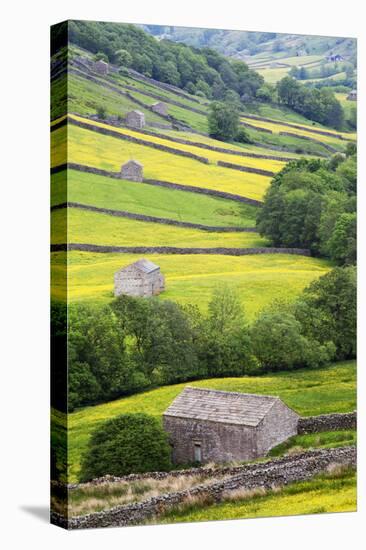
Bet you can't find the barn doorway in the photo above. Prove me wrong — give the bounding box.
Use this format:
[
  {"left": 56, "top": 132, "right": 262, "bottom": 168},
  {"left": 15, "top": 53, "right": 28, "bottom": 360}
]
[{"left": 194, "top": 442, "right": 202, "bottom": 463}]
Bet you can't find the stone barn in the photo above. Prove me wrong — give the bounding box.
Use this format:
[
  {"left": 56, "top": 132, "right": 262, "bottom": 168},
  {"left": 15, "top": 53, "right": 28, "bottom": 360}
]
[
  {"left": 93, "top": 59, "right": 109, "bottom": 75},
  {"left": 151, "top": 101, "right": 168, "bottom": 116},
  {"left": 347, "top": 90, "right": 357, "bottom": 101},
  {"left": 114, "top": 259, "right": 165, "bottom": 298},
  {"left": 120, "top": 160, "right": 143, "bottom": 182},
  {"left": 125, "top": 110, "right": 145, "bottom": 129},
  {"left": 163, "top": 387, "right": 299, "bottom": 465}
]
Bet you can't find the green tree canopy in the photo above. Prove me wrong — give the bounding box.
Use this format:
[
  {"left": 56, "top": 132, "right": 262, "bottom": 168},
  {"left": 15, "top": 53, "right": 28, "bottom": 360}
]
[{"left": 80, "top": 413, "right": 172, "bottom": 481}]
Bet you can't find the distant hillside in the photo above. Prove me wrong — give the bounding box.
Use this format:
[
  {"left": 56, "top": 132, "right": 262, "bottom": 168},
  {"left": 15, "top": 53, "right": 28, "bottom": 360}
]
[
  {"left": 143, "top": 26, "right": 356, "bottom": 62},
  {"left": 142, "top": 26, "right": 357, "bottom": 86}
]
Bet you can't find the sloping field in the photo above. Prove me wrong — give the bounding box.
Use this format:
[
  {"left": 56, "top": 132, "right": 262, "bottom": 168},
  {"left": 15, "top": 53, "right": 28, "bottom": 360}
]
[
  {"left": 51, "top": 170, "right": 258, "bottom": 228},
  {"left": 68, "top": 114, "right": 286, "bottom": 173},
  {"left": 66, "top": 360, "right": 356, "bottom": 481},
  {"left": 51, "top": 251, "right": 331, "bottom": 315},
  {"left": 241, "top": 116, "right": 356, "bottom": 144},
  {"left": 159, "top": 469, "right": 356, "bottom": 524},
  {"left": 51, "top": 125, "right": 272, "bottom": 201},
  {"left": 51, "top": 208, "right": 268, "bottom": 248},
  {"left": 161, "top": 129, "right": 300, "bottom": 158}
]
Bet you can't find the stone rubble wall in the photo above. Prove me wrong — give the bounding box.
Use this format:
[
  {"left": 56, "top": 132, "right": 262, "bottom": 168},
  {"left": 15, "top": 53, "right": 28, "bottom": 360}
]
[
  {"left": 298, "top": 412, "right": 357, "bottom": 434},
  {"left": 240, "top": 121, "right": 273, "bottom": 134},
  {"left": 51, "top": 203, "right": 257, "bottom": 233},
  {"left": 217, "top": 160, "right": 275, "bottom": 177},
  {"left": 50, "top": 163, "right": 264, "bottom": 206},
  {"left": 51, "top": 244, "right": 311, "bottom": 257},
  {"left": 242, "top": 113, "right": 352, "bottom": 141},
  {"left": 51, "top": 446, "right": 356, "bottom": 529},
  {"left": 65, "top": 116, "right": 210, "bottom": 164},
  {"left": 279, "top": 131, "right": 339, "bottom": 153}
]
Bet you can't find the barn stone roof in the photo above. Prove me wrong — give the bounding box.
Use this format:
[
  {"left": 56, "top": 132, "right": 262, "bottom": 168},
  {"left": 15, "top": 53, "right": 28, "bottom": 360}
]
[
  {"left": 123, "top": 159, "right": 143, "bottom": 167},
  {"left": 164, "top": 387, "right": 282, "bottom": 427},
  {"left": 117, "top": 258, "right": 160, "bottom": 275}
]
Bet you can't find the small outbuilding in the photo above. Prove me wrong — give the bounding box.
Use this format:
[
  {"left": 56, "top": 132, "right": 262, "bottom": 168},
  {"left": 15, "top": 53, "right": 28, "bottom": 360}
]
[
  {"left": 94, "top": 59, "right": 109, "bottom": 76},
  {"left": 125, "top": 110, "right": 146, "bottom": 129},
  {"left": 347, "top": 90, "right": 357, "bottom": 101},
  {"left": 120, "top": 160, "right": 143, "bottom": 182},
  {"left": 151, "top": 101, "right": 168, "bottom": 116},
  {"left": 163, "top": 387, "right": 299, "bottom": 465},
  {"left": 114, "top": 259, "right": 165, "bottom": 298}
]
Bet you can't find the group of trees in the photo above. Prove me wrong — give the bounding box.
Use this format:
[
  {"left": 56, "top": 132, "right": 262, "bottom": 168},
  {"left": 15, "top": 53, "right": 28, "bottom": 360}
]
[
  {"left": 276, "top": 77, "right": 344, "bottom": 129},
  {"left": 52, "top": 20, "right": 264, "bottom": 101},
  {"left": 257, "top": 146, "right": 357, "bottom": 264},
  {"left": 52, "top": 263, "right": 356, "bottom": 412}
]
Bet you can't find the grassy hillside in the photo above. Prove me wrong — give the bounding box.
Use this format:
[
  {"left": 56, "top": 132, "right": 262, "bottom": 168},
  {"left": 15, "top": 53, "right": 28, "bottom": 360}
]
[
  {"left": 158, "top": 469, "right": 356, "bottom": 524},
  {"left": 51, "top": 124, "right": 272, "bottom": 201},
  {"left": 51, "top": 170, "right": 258, "bottom": 227},
  {"left": 65, "top": 360, "right": 356, "bottom": 481},
  {"left": 51, "top": 252, "right": 332, "bottom": 316},
  {"left": 51, "top": 208, "right": 268, "bottom": 248}
]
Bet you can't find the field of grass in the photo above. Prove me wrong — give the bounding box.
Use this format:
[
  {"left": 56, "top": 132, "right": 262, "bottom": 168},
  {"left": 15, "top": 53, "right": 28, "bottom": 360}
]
[
  {"left": 257, "top": 67, "right": 289, "bottom": 84},
  {"left": 241, "top": 116, "right": 356, "bottom": 144},
  {"left": 268, "top": 430, "right": 356, "bottom": 457},
  {"left": 51, "top": 208, "right": 268, "bottom": 248},
  {"left": 158, "top": 468, "right": 356, "bottom": 524},
  {"left": 162, "top": 129, "right": 300, "bottom": 159},
  {"left": 65, "top": 360, "right": 355, "bottom": 481},
  {"left": 69, "top": 114, "right": 287, "bottom": 173},
  {"left": 51, "top": 170, "right": 258, "bottom": 227},
  {"left": 242, "top": 103, "right": 324, "bottom": 127},
  {"left": 51, "top": 125, "right": 272, "bottom": 201},
  {"left": 243, "top": 126, "right": 335, "bottom": 156},
  {"left": 51, "top": 251, "right": 332, "bottom": 315}
]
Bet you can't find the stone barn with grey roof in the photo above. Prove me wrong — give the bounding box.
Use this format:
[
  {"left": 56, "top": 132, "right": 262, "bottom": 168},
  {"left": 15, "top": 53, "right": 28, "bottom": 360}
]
[
  {"left": 93, "top": 59, "right": 109, "bottom": 76},
  {"left": 114, "top": 259, "right": 165, "bottom": 298},
  {"left": 125, "top": 110, "right": 145, "bottom": 129},
  {"left": 120, "top": 159, "right": 143, "bottom": 182},
  {"left": 151, "top": 101, "right": 168, "bottom": 116},
  {"left": 163, "top": 387, "right": 299, "bottom": 465}
]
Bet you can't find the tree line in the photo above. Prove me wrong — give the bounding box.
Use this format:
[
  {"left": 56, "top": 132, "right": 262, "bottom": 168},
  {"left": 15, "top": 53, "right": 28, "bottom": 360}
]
[
  {"left": 51, "top": 265, "right": 356, "bottom": 412},
  {"left": 257, "top": 146, "right": 357, "bottom": 265},
  {"left": 52, "top": 20, "right": 264, "bottom": 102}
]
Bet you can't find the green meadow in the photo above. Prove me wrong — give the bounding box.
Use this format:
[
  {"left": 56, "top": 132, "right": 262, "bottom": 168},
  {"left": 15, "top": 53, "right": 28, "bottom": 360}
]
[
  {"left": 65, "top": 360, "right": 356, "bottom": 481},
  {"left": 158, "top": 469, "right": 356, "bottom": 524},
  {"left": 51, "top": 170, "right": 258, "bottom": 227},
  {"left": 51, "top": 251, "right": 332, "bottom": 316},
  {"left": 51, "top": 208, "right": 268, "bottom": 248},
  {"left": 51, "top": 124, "right": 272, "bottom": 201}
]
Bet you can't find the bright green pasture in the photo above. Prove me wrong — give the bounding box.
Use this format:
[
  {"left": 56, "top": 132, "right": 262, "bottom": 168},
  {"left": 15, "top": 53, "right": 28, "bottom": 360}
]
[
  {"left": 51, "top": 208, "right": 267, "bottom": 248},
  {"left": 51, "top": 251, "right": 332, "bottom": 316},
  {"left": 66, "top": 360, "right": 356, "bottom": 481},
  {"left": 159, "top": 469, "right": 356, "bottom": 524},
  {"left": 51, "top": 125, "right": 272, "bottom": 201},
  {"left": 128, "top": 89, "right": 209, "bottom": 133},
  {"left": 51, "top": 170, "right": 258, "bottom": 227}
]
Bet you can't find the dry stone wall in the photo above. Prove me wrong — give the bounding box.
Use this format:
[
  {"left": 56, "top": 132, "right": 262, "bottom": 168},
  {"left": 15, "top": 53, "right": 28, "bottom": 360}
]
[
  {"left": 279, "top": 131, "right": 339, "bottom": 153},
  {"left": 51, "top": 446, "right": 356, "bottom": 529},
  {"left": 51, "top": 203, "right": 257, "bottom": 233},
  {"left": 51, "top": 244, "right": 311, "bottom": 257},
  {"left": 217, "top": 160, "right": 275, "bottom": 177},
  {"left": 298, "top": 412, "right": 357, "bottom": 434}
]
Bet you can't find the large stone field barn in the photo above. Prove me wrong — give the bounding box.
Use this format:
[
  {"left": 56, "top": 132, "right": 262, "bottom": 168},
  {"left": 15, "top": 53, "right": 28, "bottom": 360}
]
[
  {"left": 163, "top": 387, "right": 299, "bottom": 464},
  {"left": 114, "top": 259, "right": 165, "bottom": 297}
]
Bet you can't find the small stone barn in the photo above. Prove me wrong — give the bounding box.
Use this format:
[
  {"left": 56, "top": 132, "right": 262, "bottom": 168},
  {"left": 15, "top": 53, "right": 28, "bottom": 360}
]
[
  {"left": 114, "top": 259, "right": 165, "bottom": 298},
  {"left": 120, "top": 160, "right": 143, "bottom": 182},
  {"left": 151, "top": 101, "right": 168, "bottom": 116},
  {"left": 93, "top": 59, "right": 109, "bottom": 75},
  {"left": 125, "top": 110, "right": 145, "bottom": 129},
  {"left": 347, "top": 90, "right": 357, "bottom": 101},
  {"left": 163, "top": 387, "right": 299, "bottom": 465}
]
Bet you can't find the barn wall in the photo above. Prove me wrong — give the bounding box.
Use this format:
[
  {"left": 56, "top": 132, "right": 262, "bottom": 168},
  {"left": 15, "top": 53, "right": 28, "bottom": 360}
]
[
  {"left": 163, "top": 416, "right": 257, "bottom": 464},
  {"left": 256, "top": 400, "right": 299, "bottom": 455}
]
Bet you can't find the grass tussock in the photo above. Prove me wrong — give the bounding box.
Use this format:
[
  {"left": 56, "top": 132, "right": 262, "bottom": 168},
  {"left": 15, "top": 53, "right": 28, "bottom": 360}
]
[{"left": 68, "top": 473, "right": 219, "bottom": 517}]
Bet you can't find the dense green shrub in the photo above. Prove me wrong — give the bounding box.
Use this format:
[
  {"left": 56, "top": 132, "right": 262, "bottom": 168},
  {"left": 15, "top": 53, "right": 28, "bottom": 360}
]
[{"left": 80, "top": 414, "right": 172, "bottom": 481}]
